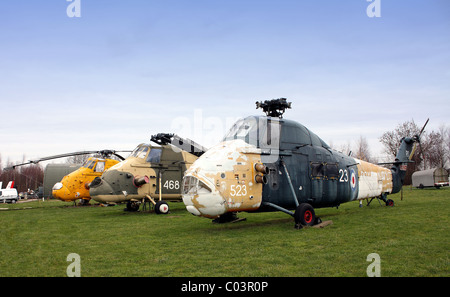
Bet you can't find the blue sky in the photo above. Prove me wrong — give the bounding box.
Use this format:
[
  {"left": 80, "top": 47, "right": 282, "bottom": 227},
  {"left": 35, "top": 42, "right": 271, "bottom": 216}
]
[{"left": 0, "top": 0, "right": 449, "bottom": 165}]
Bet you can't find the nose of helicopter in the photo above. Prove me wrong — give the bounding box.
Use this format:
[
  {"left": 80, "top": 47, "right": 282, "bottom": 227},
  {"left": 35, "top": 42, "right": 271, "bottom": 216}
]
[
  {"left": 182, "top": 174, "right": 227, "bottom": 219},
  {"left": 89, "top": 177, "right": 115, "bottom": 203},
  {"left": 89, "top": 170, "right": 141, "bottom": 203},
  {"left": 52, "top": 182, "right": 71, "bottom": 200}
]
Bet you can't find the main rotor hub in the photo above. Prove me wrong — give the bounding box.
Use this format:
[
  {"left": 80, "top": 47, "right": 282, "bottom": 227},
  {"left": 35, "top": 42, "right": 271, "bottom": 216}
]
[{"left": 255, "top": 98, "right": 292, "bottom": 118}]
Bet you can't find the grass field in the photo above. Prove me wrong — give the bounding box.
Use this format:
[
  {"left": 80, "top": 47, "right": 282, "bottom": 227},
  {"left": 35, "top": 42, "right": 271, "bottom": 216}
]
[{"left": 0, "top": 187, "right": 448, "bottom": 277}]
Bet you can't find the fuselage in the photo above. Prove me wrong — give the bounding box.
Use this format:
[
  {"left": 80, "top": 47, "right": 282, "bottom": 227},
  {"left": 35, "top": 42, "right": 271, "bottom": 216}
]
[
  {"left": 52, "top": 157, "right": 119, "bottom": 202},
  {"left": 89, "top": 143, "right": 199, "bottom": 204},
  {"left": 182, "top": 116, "right": 398, "bottom": 219}
]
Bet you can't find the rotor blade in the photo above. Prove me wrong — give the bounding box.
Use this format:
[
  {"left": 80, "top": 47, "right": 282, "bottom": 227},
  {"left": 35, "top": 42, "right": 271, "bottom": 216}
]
[
  {"left": 418, "top": 118, "right": 429, "bottom": 138},
  {"left": 4, "top": 151, "right": 100, "bottom": 170},
  {"left": 409, "top": 143, "right": 418, "bottom": 161},
  {"left": 418, "top": 140, "right": 426, "bottom": 168},
  {"left": 112, "top": 153, "right": 126, "bottom": 161}
]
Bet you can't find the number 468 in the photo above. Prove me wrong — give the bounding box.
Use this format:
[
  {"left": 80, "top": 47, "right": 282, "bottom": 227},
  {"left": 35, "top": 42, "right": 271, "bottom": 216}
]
[{"left": 163, "top": 180, "right": 180, "bottom": 190}]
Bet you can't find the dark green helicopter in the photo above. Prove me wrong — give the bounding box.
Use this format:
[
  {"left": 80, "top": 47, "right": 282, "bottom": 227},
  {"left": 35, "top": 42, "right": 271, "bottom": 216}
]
[{"left": 182, "top": 98, "right": 426, "bottom": 228}]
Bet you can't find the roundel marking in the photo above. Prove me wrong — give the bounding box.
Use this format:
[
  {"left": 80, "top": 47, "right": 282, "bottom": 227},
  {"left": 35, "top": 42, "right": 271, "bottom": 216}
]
[{"left": 350, "top": 169, "right": 357, "bottom": 190}]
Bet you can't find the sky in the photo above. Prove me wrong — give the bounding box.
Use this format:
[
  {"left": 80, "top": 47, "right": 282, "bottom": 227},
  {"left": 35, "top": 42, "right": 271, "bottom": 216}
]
[{"left": 0, "top": 0, "right": 449, "bottom": 167}]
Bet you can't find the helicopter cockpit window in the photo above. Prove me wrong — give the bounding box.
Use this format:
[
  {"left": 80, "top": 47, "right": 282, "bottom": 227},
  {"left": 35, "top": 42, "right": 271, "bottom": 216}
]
[
  {"left": 83, "top": 159, "right": 96, "bottom": 169},
  {"left": 83, "top": 159, "right": 92, "bottom": 168},
  {"left": 88, "top": 161, "right": 96, "bottom": 170},
  {"left": 94, "top": 161, "right": 105, "bottom": 173},
  {"left": 223, "top": 118, "right": 258, "bottom": 144},
  {"left": 223, "top": 117, "right": 277, "bottom": 149},
  {"left": 146, "top": 148, "right": 162, "bottom": 163},
  {"left": 182, "top": 176, "right": 212, "bottom": 195},
  {"left": 131, "top": 146, "right": 150, "bottom": 159}
]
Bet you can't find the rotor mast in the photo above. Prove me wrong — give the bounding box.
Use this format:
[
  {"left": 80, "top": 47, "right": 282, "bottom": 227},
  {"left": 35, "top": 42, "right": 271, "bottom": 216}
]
[{"left": 255, "top": 98, "right": 292, "bottom": 118}]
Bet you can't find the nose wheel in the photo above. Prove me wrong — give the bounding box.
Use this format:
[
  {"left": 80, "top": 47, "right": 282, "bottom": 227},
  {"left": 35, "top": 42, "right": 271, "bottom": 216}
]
[{"left": 155, "top": 201, "right": 170, "bottom": 214}]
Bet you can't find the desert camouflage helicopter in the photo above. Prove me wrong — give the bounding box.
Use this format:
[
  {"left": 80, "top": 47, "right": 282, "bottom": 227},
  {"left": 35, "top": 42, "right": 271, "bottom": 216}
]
[
  {"left": 5, "top": 150, "right": 130, "bottom": 205},
  {"left": 182, "top": 98, "right": 427, "bottom": 228},
  {"left": 89, "top": 133, "right": 207, "bottom": 213}
]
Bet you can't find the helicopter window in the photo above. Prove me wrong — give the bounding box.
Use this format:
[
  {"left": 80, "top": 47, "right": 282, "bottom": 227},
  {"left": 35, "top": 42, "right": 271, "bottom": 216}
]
[
  {"left": 86, "top": 160, "right": 96, "bottom": 170},
  {"left": 311, "top": 162, "right": 324, "bottom": 178},
  {"left": 134, "top": 146, "right": 149, "bottom": 159},
  {"left": 326, "top": 163, "right": 339, "bottom": 179},
  {"left": 224, "top": 116, "right": 285, "bottom": 149},
  {"left": 182, "top": 176, "right": 197, "bottom": 195},
  {"left": 182, "top": 176, "right": 211, "bottom": 195},
  {"left": 223, "top": 117, "right": 259, "bottom": 147},
  {"left": 146, "top": 148, "right": 162, "bottom": 163},
  {"left": 94, "top": 161, "right": 105, "bottom": 173},
  {"left": 131, "top": 146, "right": 141, "bottom": 157},
  {"left": 198, "top": 180, "right": 212, "bottom": 193},
  {"left": 309, "top": 131, "right": 323, "bottom": 147}
]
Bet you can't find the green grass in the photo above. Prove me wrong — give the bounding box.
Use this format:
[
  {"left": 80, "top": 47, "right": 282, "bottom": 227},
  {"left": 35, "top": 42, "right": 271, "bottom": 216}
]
[{"left": 0, "top": 187, "right": 448, "bottom": 277}]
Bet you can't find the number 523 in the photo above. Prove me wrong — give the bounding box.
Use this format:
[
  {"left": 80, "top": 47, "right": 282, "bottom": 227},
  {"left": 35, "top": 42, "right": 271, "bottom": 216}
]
[{"left": 230, "top": 185, "right": 247, "bottom": 197}]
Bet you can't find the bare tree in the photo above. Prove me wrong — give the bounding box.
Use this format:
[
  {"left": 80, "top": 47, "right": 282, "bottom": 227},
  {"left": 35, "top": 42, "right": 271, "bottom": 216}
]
[
  {"left": 0, "top": 154, "right": 44, "bottom": 193},
  {"left": 379, "top": 120, "right": 423, "bottom": 185},
  {"left": 338, "top": 140, "right": 353, "bottom": 157},
  {"left": 379, "top": 119, "right": 449, "bottom": 184},
  {"left": 379, "top": 120, "right": 421, "bottom": 157},
  {"left": 354, "top": 135, "right": 372, "bottom": 162},
  {"left": 440, "top": 125, "right": 450, "bottom": 168},
  {"left": 67, "top": 154, "right": 92, "bottom": 164}
]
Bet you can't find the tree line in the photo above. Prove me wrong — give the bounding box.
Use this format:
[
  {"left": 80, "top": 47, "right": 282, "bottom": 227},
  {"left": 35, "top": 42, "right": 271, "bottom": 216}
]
[{"left": 0, "top": 155, "right": 44, "bottom": 193}]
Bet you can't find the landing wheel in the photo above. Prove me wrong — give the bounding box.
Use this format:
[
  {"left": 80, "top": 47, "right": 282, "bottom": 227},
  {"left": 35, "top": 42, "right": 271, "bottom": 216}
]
[
  {"left": 126, "top": 201, "right": 140, "bottom": 212},
  {"left": 294, "top": 203, "right": 316, "bottom": 227},
  {"left": 212, "top": 212, "right": 246, "bottom": 223},
  {"left": 79, "top": 199, "right": 90, "bottom": 206},
  {"left": 386, "top": 199, "right": 394, "bottom": 207},
  {"left": 155, "top": 201, "right": 169, "bottom": 214}
]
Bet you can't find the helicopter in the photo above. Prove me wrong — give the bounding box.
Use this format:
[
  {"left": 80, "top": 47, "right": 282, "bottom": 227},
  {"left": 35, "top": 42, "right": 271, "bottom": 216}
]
[
  {"left": 182, "top": 98, "right": 428, "bottom": 228},
  {"left": 89, "top": 133, "right": 207, "bottom": 213},
  {"left": 5, "top": 150, "right": 130, "bottom": 205}
]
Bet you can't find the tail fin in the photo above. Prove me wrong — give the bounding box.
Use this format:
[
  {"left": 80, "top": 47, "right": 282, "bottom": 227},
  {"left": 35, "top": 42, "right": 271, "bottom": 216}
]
[
  {"left": 391, "top": 119, "right": 429, "bottom": 193},
  {"left": 395, "top": 137, "right": 416, "bottom": 164},
  {"left": 6, "top": 181, "right": 15, "bottom": 189}
]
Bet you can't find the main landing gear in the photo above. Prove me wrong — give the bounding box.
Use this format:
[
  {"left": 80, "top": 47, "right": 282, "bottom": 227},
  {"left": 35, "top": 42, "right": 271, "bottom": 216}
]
[
  {"left": 124, "top": 198, "right": 170, "bottom": 214},
  {"left": 294, "top": 203, "right": 322, "bottom": 229},
  {"left": 364, "top": 193, "right": 395, "bottom": 207}
]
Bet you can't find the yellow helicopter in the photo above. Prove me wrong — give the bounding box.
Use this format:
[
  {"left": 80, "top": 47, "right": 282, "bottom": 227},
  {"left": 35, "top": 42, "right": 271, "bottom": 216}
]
[
  {"left": 6, "top": 150, "right": 130, "bottom": 205},
  {"left": 89, "top": 134, "right": 207, "bottom": 213}
]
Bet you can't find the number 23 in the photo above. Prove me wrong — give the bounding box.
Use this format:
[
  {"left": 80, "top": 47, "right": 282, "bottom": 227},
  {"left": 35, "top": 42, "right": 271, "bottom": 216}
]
[{"left": 339, "top": 169, "right": 348, "bottom": 182}]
